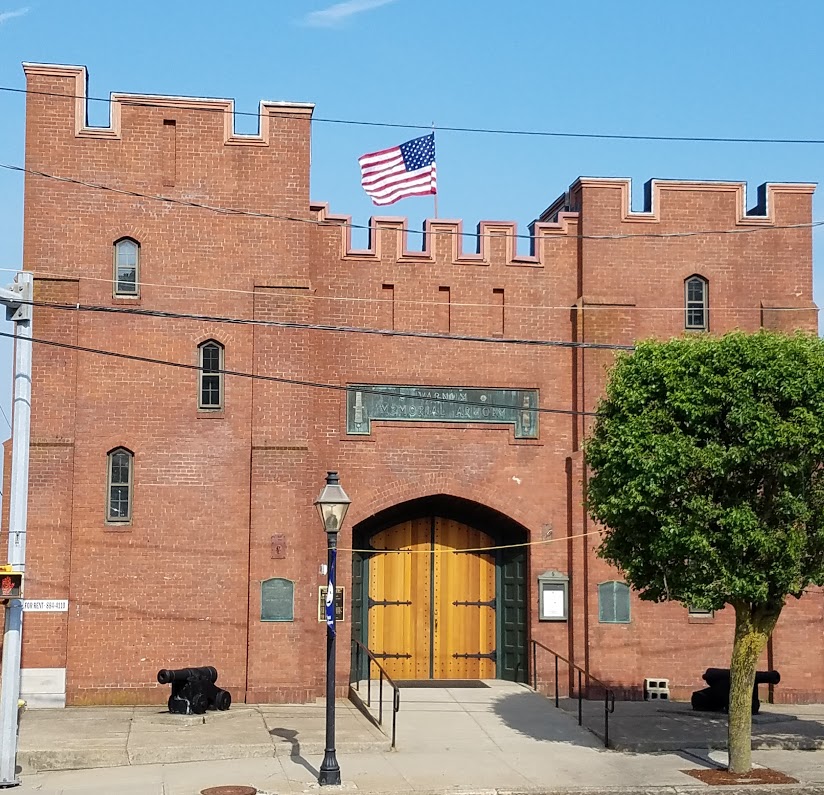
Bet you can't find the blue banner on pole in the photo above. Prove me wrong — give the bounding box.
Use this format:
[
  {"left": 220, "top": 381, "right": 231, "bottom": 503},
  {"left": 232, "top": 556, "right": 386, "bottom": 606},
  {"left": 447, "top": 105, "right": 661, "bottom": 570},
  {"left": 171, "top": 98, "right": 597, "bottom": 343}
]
[{"left": 325, "top": 548, "right": 336, "bottom": 636}]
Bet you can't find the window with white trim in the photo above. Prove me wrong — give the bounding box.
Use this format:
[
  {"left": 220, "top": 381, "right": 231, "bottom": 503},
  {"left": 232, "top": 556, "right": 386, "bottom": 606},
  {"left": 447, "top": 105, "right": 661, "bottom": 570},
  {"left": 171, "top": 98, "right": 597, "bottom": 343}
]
[
  {"left": 688, "top": 605, "right": 714, "bottom": 618},
  {"left": 685, "top": 275, "right": 708, "bottom": 331},
  {"left": 107, "top": 448, "right": 133, "bottom": 522},
  {"left": 198, "top": 340, "right": 224, "bottom": 409},
  {"left": 114, "top": 238, "right": 139, "bottom": 296}
]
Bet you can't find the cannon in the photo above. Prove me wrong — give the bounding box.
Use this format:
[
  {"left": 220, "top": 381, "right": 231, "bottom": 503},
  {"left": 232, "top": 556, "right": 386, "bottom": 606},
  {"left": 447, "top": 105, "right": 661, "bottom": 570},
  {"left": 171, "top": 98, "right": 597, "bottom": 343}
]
[
  {"left": 691, "top": 667, "right": 780, "bottom": 715},
  {"left": 157, "top": 666, "right": 232, "bottom": 715}
]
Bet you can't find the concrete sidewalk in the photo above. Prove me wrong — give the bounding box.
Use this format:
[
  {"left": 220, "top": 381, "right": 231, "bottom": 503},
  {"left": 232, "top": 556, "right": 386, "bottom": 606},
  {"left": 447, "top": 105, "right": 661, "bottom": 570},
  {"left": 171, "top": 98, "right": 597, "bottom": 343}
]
[
  {"left": 13, "top": 744, "right": 824, "bottom": 794},
  {"left": 10, "top": 681, "right": 824, "bottom": 794},
  {"left": 16, "top": 701, "right": 389, "bottom": 772}
]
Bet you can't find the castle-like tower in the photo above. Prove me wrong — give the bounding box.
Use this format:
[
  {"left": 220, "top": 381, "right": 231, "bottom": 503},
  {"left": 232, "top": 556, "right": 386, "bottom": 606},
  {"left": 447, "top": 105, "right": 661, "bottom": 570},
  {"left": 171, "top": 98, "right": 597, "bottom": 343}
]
[{"left": 4, "top": 63, "right": 820, "bottom": 707}]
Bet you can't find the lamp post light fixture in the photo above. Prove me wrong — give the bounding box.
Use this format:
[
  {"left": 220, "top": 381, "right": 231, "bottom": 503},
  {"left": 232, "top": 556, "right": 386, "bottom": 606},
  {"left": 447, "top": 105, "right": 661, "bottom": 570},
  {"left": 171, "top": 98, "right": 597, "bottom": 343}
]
[{"left": 314, "top": 471, "right": 351, "bottom": 786}]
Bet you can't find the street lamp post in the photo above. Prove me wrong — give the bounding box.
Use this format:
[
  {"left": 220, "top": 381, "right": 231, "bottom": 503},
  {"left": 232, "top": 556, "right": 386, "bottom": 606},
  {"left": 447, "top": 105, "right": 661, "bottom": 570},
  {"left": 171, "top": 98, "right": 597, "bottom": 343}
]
[{"left": 314, "top": 471, "right": 351, "bottom": 787}]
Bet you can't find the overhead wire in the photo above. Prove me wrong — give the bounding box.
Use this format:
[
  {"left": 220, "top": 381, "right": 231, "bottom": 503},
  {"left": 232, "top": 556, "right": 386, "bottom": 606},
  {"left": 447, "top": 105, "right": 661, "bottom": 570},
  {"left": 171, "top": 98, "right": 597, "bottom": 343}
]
[
  {"left": 0, "top": 266, "right": 816, "bottom": 316},
  {"left": 3, "top": 84, "right": 824, "bottom": 146},
  {"left": 0, "top": 329, "right": 598, "bottom": 418},
  {"left": 339, "top": 529, "right": 604, "bottom": 554},
  {"left": 0, "top": 403, "right": 10, "bottom": 431},
  {"left": 19, "top": 297, "right": 635, "bottom": 351},
  {"left": 3, "top": 163, "right": 823, "bottom": 243}
]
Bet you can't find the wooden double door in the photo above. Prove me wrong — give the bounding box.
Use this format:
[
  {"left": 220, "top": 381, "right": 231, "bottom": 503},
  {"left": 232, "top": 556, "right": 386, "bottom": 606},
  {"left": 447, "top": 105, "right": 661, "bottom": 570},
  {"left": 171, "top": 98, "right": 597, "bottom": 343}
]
[{"left": 366, "top": 517, "right": 498, "bottom": 680}]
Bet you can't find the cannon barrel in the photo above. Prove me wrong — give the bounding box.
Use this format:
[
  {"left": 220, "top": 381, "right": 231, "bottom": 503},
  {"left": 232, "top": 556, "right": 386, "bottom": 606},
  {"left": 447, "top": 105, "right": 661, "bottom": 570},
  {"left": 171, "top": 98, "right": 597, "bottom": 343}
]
[
  {"left": 754, "top": 670, "right": 780, "bottom": 686},
  {"left": 702, "top": 668, "right": 779, "bottom": 687},
  {"left": 157, "top": 666, "right": 218, "bottom": 685}
]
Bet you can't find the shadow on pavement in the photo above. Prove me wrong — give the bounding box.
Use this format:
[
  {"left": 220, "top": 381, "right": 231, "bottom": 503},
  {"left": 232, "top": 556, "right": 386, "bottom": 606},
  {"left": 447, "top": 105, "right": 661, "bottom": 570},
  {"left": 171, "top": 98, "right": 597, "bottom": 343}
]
[
  {"left": 492, "top": 690, "right": 603, "bottom": 746},
  {"left": 557, "top": 698, "right": 824, "bottom": 752},
  {"left": 268, "top": 727, "right": 319, "bottom": 776}
]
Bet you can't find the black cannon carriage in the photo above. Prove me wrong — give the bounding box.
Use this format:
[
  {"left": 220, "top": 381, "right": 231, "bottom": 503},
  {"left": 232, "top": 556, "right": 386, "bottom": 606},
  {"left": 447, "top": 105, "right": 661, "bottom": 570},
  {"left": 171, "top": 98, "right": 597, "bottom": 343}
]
[
  {"left": 157, "top": 666, "right": 232, "bottom": 715},
  {"left": 691, "top": 667, "right": 780, "bottom": 715}
]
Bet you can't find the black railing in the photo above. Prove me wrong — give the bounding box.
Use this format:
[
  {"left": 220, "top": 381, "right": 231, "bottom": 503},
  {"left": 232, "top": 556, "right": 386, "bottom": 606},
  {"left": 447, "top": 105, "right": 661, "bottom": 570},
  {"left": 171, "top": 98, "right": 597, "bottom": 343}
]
[
  {"left": 351, "top": 639, "right": 401, "bottom": 749},
  {"left": 530, "top": 639, "right": 615, "bottom": 748}
]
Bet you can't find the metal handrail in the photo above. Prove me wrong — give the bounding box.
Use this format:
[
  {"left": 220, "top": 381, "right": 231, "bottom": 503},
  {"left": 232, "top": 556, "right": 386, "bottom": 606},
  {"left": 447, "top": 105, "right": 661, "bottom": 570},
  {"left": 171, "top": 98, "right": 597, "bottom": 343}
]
[
  {"left": 530, "top": 639, "right": 615, "bottom": 748},
  {"left": 351, "top": 638, "right": 401, "bottom": 749}
]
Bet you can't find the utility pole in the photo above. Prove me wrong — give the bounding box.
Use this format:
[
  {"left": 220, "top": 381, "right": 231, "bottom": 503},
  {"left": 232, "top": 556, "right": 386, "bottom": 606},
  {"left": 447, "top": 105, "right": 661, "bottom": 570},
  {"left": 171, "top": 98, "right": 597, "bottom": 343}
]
[{"left": 0, "top": 272, "right": 33, "bottom": 788}]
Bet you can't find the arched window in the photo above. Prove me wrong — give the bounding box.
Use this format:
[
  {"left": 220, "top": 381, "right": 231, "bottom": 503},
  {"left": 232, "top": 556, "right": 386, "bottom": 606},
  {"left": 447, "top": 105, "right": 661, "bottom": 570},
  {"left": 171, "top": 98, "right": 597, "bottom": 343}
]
[
  {"left": 107, "top": 448, "right": 133, "bottom": 522},
  {"left": 598, "top": 581, "right": 631, "bottom": 623},
  {"left": 198, "top": 340, "right": 224, "bottom": 409},
  {"left": 685, "top": 275, "right": 708, "bottom": 331},
  {"left": 114, "top": 238, "right": 140, "bottom": 296}
]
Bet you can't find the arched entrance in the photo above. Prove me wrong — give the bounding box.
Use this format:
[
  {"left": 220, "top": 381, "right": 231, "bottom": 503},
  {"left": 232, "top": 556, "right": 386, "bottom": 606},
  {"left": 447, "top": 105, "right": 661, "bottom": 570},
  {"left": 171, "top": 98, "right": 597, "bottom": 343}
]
[{"left": 352, "top": 496, "right": 528, "bottom": 682}]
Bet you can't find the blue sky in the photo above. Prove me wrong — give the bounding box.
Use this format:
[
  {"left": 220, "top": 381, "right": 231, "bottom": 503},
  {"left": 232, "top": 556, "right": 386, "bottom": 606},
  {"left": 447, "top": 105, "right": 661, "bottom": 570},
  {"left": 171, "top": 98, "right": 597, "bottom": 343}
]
[{"left": 1, "top": 0, "right": 823, "bottom": 505}]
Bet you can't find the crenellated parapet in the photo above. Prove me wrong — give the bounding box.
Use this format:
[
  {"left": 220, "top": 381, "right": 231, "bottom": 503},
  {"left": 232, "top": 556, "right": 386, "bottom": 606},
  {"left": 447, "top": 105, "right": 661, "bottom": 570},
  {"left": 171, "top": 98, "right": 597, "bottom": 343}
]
[
  {"left": 22, "top": 63, "right": 314, "bottom": 145},
  {"left": 309, "top": 175, "right": 816, "bottom": 268},
  {"left": 542, "top": 177, "right": 816, "bottom": 227},
  {"left": 309, "top": 202, "right": 580, "bottom": 268}
]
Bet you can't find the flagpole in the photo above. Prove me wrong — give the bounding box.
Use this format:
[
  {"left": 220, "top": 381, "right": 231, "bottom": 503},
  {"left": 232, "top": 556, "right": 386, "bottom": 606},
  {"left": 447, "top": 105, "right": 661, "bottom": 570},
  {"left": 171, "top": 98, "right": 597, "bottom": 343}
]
[{"left": 432, "top": 122, "right": 438, "bottom": 219}]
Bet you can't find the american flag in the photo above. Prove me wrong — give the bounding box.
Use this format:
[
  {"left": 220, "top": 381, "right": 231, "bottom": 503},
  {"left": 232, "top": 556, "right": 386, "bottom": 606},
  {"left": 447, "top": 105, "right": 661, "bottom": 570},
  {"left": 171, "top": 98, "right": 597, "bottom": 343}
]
[{"left": 358, "top": 133, "right": 437, "bottom": 206}]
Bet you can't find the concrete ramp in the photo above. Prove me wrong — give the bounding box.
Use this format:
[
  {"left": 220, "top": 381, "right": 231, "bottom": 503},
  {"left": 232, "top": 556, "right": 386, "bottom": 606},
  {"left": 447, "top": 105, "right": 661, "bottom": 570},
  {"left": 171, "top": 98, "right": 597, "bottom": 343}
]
[{"left": 352, "top": 679, "right": 602, "bottom": 752}]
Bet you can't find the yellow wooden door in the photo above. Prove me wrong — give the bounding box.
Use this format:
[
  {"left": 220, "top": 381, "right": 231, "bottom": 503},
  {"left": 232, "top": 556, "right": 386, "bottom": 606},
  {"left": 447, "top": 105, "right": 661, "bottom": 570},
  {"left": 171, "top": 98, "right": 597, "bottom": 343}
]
[
  {"left": 367, "top": 516, "right": 497, "bottom": 680},
  {"left": 367, "top": 518, "right": 431, "bottom": 680},
  {"left": 432, "top": 519, "right": 496, "bottom": 679}
]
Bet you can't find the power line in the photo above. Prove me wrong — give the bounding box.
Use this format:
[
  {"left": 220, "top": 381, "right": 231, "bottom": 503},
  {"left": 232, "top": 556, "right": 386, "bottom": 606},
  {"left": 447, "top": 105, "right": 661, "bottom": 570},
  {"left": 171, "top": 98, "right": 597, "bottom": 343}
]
[
  {"left": 3, "top": 162, "right": 823, "bottom": 243},
  {"left": 22, "top": 298, "right": 634, "bottom": 351},
  {"left": 0, "top": 404, "right": 9, "bottom": 432},
  {"left": 0, "top": 266, "right": 817, "bottom": 316},
  {"left": 340, "top": 529, "right": 603, "bottom": 555},
  {"left": 0, "top": 329, "right": 597, "bottom": 418},
  {"left": 3, "top": 84, "right": 824, "bottom": 146}
]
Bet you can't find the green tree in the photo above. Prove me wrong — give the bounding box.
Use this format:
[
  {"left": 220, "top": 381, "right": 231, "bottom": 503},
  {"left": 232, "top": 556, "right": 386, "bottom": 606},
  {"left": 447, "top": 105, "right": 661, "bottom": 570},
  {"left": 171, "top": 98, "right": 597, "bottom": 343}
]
[{"left": 585, "top": 331, "right": 824, "bottom": 773}]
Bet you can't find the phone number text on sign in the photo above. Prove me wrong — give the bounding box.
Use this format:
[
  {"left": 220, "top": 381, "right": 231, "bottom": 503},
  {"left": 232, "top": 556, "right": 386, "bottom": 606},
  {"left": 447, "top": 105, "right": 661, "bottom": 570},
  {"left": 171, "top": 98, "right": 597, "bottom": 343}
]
[{"left": 22, "top": 599, "right": 69, "bottom": 612}]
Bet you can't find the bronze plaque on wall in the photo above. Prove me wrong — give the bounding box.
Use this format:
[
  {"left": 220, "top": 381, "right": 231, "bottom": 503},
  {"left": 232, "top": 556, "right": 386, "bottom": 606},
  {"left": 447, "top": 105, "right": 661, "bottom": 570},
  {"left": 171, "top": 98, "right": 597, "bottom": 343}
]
[
  {"left": 271, "top": 535, "right": 287, "bottom": 559},
  {"left": 346, "top": 385, "right": 538, "bottom": 438},
  {"left": 261, "top": 578, "right": 294, "bottom": 622}
]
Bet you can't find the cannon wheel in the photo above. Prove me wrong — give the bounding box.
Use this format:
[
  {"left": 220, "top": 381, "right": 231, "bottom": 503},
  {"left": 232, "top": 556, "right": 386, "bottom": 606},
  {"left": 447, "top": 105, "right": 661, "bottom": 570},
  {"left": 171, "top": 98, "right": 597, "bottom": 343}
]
[
  {"left": 215, "top": 690, "right": 232, "bottom": 711},
  {"left": 190, "top": 693, "right": 209, "bottom": 715}
]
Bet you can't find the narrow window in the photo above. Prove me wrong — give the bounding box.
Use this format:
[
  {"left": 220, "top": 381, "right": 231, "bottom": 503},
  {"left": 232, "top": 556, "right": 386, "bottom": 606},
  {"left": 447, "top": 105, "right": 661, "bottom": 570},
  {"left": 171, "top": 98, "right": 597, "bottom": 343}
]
[
  {"left": 382, "top": 284, "right": 395, "bottom": 330},
  {"left": 598, "top": 581, "right": 631, "bottom": 623},
  {"left": 198, "top": 340, "right": 224, "bottom": 409},
  {"left": 114, "top": 238, "right": 139, "bottom": 296},
  {"left": 685, "top": 275, "right": 708, "bottom": 331},
  {"left": 493, "top": 288, "right": 505, "bottom": 336},
  {"left": 107, "top": 448, "right": 133, "bottom": 522},
  {"left": 688, "top": 605, "right": 714, "bottom": 618}
]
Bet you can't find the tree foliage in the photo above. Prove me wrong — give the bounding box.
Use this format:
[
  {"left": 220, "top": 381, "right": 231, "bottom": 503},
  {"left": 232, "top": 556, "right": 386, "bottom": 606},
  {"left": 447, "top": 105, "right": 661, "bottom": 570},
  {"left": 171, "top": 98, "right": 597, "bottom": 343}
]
[
  {"left": 587, "top": 331, "right": 824, "bottom": 772},
  {"left": 587, "top": 331, "right": 824, "bottom": 613}
]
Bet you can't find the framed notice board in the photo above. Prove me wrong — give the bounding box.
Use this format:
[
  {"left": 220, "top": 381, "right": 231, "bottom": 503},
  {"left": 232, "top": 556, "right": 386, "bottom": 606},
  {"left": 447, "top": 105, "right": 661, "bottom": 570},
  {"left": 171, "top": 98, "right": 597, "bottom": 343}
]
[{"left": 317, "top": 586, "right": 345, "bottom": 622}]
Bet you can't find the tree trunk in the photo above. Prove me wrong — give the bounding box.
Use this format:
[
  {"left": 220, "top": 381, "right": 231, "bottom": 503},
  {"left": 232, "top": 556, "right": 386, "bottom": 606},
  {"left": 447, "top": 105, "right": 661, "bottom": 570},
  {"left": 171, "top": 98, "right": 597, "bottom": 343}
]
[{"left": 728, "top": 602, "right": 781, "bottom": 774}]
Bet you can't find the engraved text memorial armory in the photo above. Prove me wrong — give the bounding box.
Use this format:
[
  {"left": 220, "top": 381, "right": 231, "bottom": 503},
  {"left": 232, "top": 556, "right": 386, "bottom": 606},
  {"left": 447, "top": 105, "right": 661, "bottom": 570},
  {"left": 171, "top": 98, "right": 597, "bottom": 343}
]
[{"left": 346, "top": 386, "right": 539, "bottom": 439}]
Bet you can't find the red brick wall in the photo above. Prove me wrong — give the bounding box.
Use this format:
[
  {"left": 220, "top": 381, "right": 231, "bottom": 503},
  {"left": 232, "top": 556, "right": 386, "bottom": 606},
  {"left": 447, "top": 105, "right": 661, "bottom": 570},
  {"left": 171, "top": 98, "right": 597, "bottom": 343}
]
[{"left": 16, "top": 63, "right": 821, "bottom": 705}]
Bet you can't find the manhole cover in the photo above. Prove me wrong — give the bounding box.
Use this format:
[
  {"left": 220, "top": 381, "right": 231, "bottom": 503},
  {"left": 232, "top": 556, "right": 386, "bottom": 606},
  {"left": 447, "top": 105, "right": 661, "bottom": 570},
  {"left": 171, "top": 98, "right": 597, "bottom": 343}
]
[{"left": 200, "top": 787, "right": 257, "bottom": 795}]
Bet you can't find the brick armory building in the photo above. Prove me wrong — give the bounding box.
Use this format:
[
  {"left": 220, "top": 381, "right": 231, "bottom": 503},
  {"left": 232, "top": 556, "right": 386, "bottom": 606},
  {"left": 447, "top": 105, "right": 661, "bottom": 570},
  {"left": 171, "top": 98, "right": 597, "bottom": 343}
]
[{"left": 3, "top": 62, "right": 822, "bottom": 708}]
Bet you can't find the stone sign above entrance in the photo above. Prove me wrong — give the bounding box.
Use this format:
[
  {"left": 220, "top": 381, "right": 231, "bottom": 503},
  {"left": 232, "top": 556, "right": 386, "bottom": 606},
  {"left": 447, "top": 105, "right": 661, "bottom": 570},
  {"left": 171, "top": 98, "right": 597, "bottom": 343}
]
[{"left": 346, "top": 385, "right": 539, "bottom": 439}]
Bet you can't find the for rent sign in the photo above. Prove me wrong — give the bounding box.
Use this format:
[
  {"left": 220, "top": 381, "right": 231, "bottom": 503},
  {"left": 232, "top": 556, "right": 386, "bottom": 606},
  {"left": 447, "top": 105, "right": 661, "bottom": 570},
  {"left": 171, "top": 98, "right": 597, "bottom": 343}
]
[{"left": 22, "top": 599, "right": 68, "bottom": 612}]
